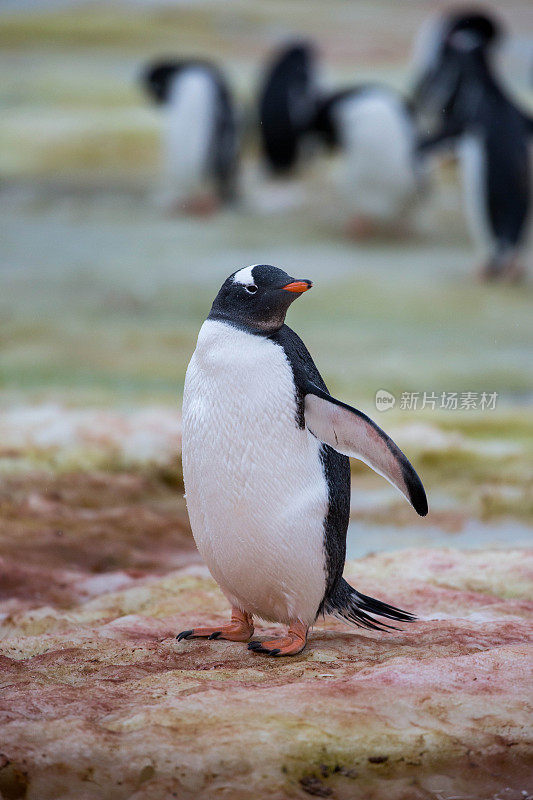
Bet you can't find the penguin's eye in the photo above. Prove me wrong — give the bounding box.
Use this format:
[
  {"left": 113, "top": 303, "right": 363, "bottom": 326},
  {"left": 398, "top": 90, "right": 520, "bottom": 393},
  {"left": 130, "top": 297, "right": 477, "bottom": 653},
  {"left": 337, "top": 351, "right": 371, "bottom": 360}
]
[{"left": 245, "top": 285, "right": 258, "bottom": 295}]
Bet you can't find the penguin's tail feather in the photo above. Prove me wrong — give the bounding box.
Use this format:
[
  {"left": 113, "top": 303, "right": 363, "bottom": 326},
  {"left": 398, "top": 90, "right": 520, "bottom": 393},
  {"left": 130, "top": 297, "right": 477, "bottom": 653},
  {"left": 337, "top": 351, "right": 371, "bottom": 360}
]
[{"left": 323, "top": 578, "right": 416, "bottom": 631}]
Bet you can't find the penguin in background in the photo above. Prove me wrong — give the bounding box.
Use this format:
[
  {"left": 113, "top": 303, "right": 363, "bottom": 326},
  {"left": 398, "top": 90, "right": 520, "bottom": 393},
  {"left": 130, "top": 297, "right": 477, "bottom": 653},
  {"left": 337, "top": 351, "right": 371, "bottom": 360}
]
[
  {"left": 258, "top": 41, "right": 321, "bottom": 176},
  {"left": 142, "top": 59, "right": 239, "bottom": 213},
  {"left": 411, "top": 7, "right": 502, "bottom": 100},
  {"left": 312, "top": 85, "right": 425, "bottom": 237},
  {"left": 412, "top": 10, "right": 532, "bottom": 281},
  {"left": 179, "top": 264, "right": 427, "bottom": 656},
  {"left": 258, "top": 42, "right": 423, "bottom": 232}
]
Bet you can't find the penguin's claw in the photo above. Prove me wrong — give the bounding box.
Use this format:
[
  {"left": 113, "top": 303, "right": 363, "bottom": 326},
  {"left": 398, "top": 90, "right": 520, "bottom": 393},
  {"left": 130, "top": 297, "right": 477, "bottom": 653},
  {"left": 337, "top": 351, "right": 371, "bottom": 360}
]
[
  {"left": 248, "top": 639, "right": 304, "bottom": 656},
  {"left": 176, "top": 625, "right": 252, "bottom": 642},
  {"left": 176, "top": 630, "right": 194, "bottom": 641},
  {"left": 247, "top": 642, "right": 271, "bottom": 654},
  {"left": 248, "top": 642, "right": 283, "bottom": 656},
  {"left": 176, "top": 609, "right": 254, "bottom": 644},
  {"left": 247, "top": 623, "right": 308, "bottom": 656}
]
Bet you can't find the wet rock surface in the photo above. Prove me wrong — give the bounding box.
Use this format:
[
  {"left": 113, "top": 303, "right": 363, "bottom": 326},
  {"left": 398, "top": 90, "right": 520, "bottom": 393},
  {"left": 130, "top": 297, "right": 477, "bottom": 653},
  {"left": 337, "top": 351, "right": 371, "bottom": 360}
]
[{"left": 1, "top": 473, "right": 531, "bottom": 800}]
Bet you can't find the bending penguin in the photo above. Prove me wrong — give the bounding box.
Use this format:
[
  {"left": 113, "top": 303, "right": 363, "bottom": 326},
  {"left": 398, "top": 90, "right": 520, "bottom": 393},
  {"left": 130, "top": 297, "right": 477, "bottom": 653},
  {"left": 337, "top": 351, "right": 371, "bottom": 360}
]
[
  {"left": 412, "top": 10, "right": 532, "bottom": 280},
  {"left": 179, "top": 264, "right": 428, "bottom": 656},
  {"left": 313, "top": 85, "right": 424, "bottom": 236},
  {"left": 258, "top": 42, "right": 423, "bottom": 233},
  {"left": 142, "top": 59, "right": 239, "bottom": 212},
  {"left": 258, "top": 41, "right": 320, "bottom": 175},
  {"left": 410, "top": 6, "right": 504, "bottom": 92}
]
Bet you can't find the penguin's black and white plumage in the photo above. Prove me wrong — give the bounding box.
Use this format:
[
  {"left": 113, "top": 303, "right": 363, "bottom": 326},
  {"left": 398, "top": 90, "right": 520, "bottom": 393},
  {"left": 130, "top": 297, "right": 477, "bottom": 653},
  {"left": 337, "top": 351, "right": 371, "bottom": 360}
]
[
  {"left": 258, "top": 41, "right": 320, "bottom": 175},
  {"left": 179, "top": 264, "right": 427, "bottom": 656},
  {"left": 258, "top": 43, "right": 423, "bottom": 230},
  {"left": 412, "top": 11, "right": 532, "bottom": 280},
  {"left": 411, "top": 7, "right": 503, "bottom": 96},
  {"left": 313, "top": 85, "right": 424, "bottom": 229},
  {"left": 142, "top": 59, "right": 239, "bottom": 210}
]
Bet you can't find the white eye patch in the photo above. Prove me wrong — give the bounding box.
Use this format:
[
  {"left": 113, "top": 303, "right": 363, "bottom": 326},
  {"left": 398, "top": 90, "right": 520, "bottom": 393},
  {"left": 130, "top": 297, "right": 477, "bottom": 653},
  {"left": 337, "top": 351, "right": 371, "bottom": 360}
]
[{"left": 233, "top": 265, "right": 257, "bottom": 286}]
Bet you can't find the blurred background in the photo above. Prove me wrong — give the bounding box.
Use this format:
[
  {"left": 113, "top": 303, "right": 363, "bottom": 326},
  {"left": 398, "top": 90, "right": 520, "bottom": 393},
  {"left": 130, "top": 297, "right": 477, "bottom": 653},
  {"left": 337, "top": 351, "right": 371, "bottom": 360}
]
[{"left": 0, "top": 0, "right": 532, "bottom": 572}]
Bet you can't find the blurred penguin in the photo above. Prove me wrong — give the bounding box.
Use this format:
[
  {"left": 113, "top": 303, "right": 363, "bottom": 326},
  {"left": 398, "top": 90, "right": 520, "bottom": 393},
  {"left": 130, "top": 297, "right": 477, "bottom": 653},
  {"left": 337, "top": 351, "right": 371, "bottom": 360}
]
[
  {"left": 412, "top": 10, "right": 532, "bottom": 281},
  {"left": 313, "top": 85, "right": 424, "bottom": 237},
  {"left": 412, "top": 7, "right": 502, "bottom": 101},
  {"left": 142, "top": 59, "right": 239, "bottom": 213},
  {"left": 258, "top": 41, "right": 320, "bottom": 176},
  {"left": 258, "top": 42, "right": 423, "bottom": 231}
]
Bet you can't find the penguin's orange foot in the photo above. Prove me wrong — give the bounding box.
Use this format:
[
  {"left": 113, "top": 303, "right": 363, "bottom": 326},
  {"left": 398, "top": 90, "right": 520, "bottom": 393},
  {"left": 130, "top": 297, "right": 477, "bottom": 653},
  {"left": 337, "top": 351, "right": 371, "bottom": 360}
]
[
  {"left": 501, "top": 260, "right": 526, "bottom": 284},
  {"left": 248, "top": 621, "right": 308, "bottom": 657},
  {"left": 477, "top": 261, "right": 501, "bottom": 282},
  {"left": 345, "top": 214, "right": 376, "bottom": 241},
  {"left": 182, "top": 195, "right": 219, "bottom": 217},
  {"left": 477, "top": 257, "right": 526, "bottom": 284},
  {"left": 177, "top": 607, "right": 253, "bottom": 643}
]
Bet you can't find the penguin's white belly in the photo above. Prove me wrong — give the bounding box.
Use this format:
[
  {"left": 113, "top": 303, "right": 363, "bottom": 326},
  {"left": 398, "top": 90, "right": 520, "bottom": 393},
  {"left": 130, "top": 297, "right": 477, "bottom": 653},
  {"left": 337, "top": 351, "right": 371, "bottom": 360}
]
[
  {"left": 459, "top": 135, "right": 492, "bottom": 257},
  {"left": 182, "top": 319, "right": 328, "bottom": 625},
  {"left": 163, "top": 69, "right": 216, "bottom": 201},
  {"left": 335, "top": 93, "right": 418, "bottom": 219}
]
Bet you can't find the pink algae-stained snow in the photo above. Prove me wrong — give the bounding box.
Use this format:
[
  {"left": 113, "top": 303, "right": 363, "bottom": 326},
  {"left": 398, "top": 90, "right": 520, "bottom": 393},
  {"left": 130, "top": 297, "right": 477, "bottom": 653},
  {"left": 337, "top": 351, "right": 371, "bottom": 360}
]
[
  {"left": 0, "top": 537, "right": 532, "bottom": 800},
  {"left": 0, "top": 405, "right": 181, "bottom": 468}
]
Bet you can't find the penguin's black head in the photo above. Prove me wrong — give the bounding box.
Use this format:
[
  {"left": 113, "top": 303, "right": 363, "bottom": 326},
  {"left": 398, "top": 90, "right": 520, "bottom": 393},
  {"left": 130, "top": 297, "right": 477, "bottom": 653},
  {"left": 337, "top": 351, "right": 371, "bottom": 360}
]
[
  {"left": 142, "top": 58, "right": 215, "bottom": 104},
  {"left": 272, "top": 41, "right": 316, "bottom": 81},
  {"left": 141, "top": 60, "right": 183, "bottom": 104},
  {"left": 444, "top": 9, "right": 501, "bottom": 53},
  {"left": 208, "top": 264, "right": 312, "bottom": 334},
  {"left": 413, "top": 8, "right": 502, "bottom": 131}
]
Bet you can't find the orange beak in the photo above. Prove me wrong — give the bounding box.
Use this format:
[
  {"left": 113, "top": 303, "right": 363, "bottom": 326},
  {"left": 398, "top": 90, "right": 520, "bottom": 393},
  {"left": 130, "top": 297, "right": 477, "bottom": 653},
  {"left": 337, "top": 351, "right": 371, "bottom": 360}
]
[{"left": 282, "top": 280, "right": 313, "bottom": 293}]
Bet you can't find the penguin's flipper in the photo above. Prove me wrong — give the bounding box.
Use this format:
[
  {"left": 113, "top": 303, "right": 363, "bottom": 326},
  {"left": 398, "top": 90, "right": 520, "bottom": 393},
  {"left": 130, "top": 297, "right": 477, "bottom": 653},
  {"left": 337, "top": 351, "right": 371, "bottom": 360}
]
[{"left": 304, "top": 382, "right": 428, "bottom": 516}]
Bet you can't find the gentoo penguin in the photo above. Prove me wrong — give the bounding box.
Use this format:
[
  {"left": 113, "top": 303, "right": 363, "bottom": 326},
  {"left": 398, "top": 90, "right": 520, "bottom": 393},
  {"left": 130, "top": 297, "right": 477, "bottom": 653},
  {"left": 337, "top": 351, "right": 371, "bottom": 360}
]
[
  {"left": 142, "top": 59, "right": 238, "bottom": 211},
  {"left": 178, "top": 264, "right": 427, "bottom": 656},
  {"left": 258, "top": 41, "right": 320, "bottom": 175},
  {"left": 410, "top": 6, "right": 512, "bottom": 102},
  {"left": 412, "top": 11, "right": 532, "bottom": 280},
  {"left": 313, "top": 85, "right": 424, "bottom": 235}
]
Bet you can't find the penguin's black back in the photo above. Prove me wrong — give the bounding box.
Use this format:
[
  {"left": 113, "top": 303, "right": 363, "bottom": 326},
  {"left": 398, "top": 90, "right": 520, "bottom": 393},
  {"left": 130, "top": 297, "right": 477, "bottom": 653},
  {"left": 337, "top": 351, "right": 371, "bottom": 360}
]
[
  {"left": 455, "top": 64, "right": 530, "bottom": 249},
  {"left": 258, "top": 42, "right": 317, "bottom": 174},
  {"left": 482, "top": 99, "right": 531, "bottom": 249},
  {"left": 269, "top": 324, "right": 351, "bottom": 614},
  {"left": 208, "top": 70, "right": 239, "bottom": 203}
]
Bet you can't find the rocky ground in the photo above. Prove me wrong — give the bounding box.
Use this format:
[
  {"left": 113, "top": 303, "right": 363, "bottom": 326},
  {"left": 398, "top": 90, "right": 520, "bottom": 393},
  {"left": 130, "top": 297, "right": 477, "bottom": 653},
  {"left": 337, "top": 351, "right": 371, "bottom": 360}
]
[
  {"left": 1, "top": 530, "right": 532, "bottom": 800},
  {"left": 1, "top": 415, "right": 532, "bottom": 800}
]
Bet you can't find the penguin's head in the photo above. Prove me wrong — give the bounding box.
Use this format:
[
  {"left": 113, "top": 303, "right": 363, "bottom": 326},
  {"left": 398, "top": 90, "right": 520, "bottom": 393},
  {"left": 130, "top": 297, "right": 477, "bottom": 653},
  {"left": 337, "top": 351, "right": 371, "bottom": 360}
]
[
  {"left": 444, "top": 9, "right": 501, "bottom": 54},
  {"left": 208, "top": 264, "right": 312, "bottom": 333},
  {"left": 412, "top": 7, "right": 502, "bottom": 130},
  {"left": 141, "top": 60, "right": 183, "bottom": 104},
  {"left": 141, "top": 59, "right": 215, "bottom": 104}
]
